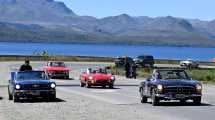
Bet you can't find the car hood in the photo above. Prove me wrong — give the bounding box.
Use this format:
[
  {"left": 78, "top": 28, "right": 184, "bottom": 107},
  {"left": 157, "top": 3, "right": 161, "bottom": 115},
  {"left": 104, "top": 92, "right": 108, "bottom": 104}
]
[
  {"left": 91, "top": 74, "right": 112, "bottom": 80},
  {"left": 15, "top": 80, "right": 54, "bottom": 85},
  {"left": 44, "top": 66, "right": 69, "bottom": 71},
  {"left": 157, "top": 79, "right": 199, "bottom": 87}
]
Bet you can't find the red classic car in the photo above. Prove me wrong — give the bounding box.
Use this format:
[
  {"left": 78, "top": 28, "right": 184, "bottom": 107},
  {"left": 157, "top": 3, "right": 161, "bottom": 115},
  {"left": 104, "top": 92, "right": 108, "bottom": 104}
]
[
  {"left": 80, "top": 67, "right": 115, "bottom": 88},
  {"left": 43, "top": 61, "right": 70, "bottom": 79}
]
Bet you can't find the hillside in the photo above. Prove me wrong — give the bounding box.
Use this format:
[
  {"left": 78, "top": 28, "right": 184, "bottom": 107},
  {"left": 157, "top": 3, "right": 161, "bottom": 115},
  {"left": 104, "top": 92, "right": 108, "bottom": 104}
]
[{"left": 0, "top": 0, "right": 215, "bottom": 47}]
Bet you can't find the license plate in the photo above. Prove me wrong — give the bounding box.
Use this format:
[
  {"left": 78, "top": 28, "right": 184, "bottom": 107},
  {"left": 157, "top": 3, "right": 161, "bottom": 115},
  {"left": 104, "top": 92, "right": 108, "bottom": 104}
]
[
  {"left": 175, "top": 94, "right": 185, "bottom": 99},
  {"left": 30, "top": 91, "right": 40, "bottom": 96}
]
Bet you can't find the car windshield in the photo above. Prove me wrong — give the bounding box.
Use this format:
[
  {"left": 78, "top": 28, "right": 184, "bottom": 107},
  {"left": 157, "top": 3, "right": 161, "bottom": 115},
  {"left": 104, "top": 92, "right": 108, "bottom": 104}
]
[
  {"left": 156, "top": 70, "right": 190, "bottom": 80},
  {"left": 91, "top": 69, "right": 107, "bottom": 74},
  {"left": 17, "top": 71, "right": 48, "bottom": 80},
  {"left": 50, "top": 62, "right": 65, "bottom": 67}
]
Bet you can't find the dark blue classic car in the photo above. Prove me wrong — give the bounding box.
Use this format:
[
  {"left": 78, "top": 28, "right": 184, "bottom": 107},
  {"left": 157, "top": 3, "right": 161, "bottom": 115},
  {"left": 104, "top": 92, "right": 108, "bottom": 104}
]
[
  {"left": 139, "top": 69, "right": 202, "bottom": 106},
  {"left": 8, "top": 71, "right": 56, "bottom": 102}
]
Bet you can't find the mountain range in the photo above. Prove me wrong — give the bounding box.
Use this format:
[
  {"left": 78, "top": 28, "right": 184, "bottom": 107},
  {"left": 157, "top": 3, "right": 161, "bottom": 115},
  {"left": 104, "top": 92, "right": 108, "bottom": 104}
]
[{"left": 0, "top": 0, "right": 215, "bottom": 47}]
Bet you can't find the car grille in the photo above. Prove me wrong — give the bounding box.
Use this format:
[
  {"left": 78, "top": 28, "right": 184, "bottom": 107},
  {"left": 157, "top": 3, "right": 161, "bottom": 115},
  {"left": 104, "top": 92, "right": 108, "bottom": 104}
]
[
  {"left": 53, "top": 71, "right": 66, "bottom": 75},
  {"left": 21, "top": 84, "right": 50, "bottom": 90},
  {"left": 164, "top": 86, "right": 195, "bottom": 94},
  {"left": 96, "top": 80, "right": 109, "bottom": 84}
]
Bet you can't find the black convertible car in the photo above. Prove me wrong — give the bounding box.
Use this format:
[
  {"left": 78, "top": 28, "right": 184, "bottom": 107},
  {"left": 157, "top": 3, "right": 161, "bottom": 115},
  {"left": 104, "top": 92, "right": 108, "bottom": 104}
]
[{"left": 139, "top": 69, "right": 202, "bottom": 106}]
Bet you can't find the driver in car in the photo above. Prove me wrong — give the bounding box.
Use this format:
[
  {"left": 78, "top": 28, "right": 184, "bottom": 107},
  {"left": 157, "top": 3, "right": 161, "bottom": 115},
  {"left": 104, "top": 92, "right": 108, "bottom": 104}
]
[{"left": 19, "top": 60, "right": 33, "bottom": 71}]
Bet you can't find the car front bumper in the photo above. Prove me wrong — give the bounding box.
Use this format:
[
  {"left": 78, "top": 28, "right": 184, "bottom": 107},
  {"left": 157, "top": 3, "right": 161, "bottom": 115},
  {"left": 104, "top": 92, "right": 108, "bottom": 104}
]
[
  {"left": 155, "top": 93, "right": 202, "bottom": 100},
  {"left": 48, "top": 73, "right": 69, "bottom": 78},
  {"left": 88, "top": 80, "right": 114, "bottom": 86},
  {"left": 14, "top": 90, "right": 56, "bottom": 98}
]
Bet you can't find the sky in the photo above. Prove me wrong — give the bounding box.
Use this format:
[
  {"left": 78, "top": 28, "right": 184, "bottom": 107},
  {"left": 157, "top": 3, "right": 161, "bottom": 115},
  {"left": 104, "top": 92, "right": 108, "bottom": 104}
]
[{"left": 56, "top": 0, "right": 214, "bottom": 20}]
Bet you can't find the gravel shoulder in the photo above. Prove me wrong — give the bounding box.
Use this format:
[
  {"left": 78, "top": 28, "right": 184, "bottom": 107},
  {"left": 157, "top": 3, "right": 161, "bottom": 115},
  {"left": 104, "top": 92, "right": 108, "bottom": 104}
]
[{"left": 0, "top": 87, "right": 177, "bottom": 120}]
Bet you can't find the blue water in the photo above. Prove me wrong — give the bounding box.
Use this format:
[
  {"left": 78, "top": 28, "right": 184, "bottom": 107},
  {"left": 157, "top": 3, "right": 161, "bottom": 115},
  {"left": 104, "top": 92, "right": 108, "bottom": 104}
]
[{"left": 0, "top": 42, "right": 215, "bottom": 61}]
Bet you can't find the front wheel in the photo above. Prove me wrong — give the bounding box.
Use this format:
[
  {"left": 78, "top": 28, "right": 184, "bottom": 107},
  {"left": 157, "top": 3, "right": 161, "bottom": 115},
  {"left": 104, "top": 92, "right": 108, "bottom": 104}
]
[
  {"left": 193, "top": 97, "right": 201, "bottom": 105},
  {"left": 49, "top": 94, "right": 56, "bottom": 101},
  {"left": 140, "top": 88, "right": 147, "bottom": 103},
  {"left": 109, "top": 84, "right": 114, "bottom": 89},
  {"left": 85, "top": 82, "right": 91, "bottom": 88},
  {"left": 8, "top": 87, "right": 13, "bottom": 100},
  {"left": 8, "top": 93, "right": 13, "bottom": 100},
  {"left": 80, "top": 82, "right": 85, "bottom": 87},
  {"left": 151, "top": 90, "right": 159, "bottom": 106},
  {"left": 13, "top": 96, "right": 19, "bottom": 103}
]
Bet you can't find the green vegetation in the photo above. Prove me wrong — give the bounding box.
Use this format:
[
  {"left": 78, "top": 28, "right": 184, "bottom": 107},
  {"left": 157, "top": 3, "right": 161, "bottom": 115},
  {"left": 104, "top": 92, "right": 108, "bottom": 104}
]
[
  {"left": 155, "top": 59, "right": 179, "bottom": 65},
  {"left": 112, "top": 66, "right": 215, "bottom": 83},
  {"left": 188, "top": 69, "right": 215, "bottom": 84}
]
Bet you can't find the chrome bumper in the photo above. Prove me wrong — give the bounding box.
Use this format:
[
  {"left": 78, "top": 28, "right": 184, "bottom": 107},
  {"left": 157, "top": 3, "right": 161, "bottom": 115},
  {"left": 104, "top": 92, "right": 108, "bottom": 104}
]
[{"left": 156, "top": 93, "right": 202, "bottom": 100}]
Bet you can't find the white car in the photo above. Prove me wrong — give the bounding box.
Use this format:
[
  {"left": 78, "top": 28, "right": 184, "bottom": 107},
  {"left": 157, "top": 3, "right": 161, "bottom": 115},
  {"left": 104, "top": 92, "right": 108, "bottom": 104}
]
[{"left": 180, "top": 59, "right": 199, "bottom": 68}]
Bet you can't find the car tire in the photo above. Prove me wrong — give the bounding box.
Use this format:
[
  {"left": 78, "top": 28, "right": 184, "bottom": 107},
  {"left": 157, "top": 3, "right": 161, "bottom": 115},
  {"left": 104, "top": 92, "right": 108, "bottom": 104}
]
[
  {"left": 8, "top": 87, "right": 13, "bottom": 100},
  {"left": 8, "top": 93, "right": 13, "bottom": 100},
  {"left": 109, "top": 84, "right": 114, "bottom": 89},
  {"left": 85, "top": 82, "right": 91, "bottom": 88},
  {"left": 151, "top": 90, "right": 159, "bottom": 106},
  {"left": 193, "top": 97, "right": 201, "bottom": 105},
  {"left": 13, "top": 96, "right": 19, "bottom": 103},
  {"left": 80, "top": 82, "right": 85, "bottom": 87},
  {"left": 50, "top": 94, "right": 56, "bottom": 101},
  {"left": 140, "top": 88, "right": 147, "bottom": 103}
]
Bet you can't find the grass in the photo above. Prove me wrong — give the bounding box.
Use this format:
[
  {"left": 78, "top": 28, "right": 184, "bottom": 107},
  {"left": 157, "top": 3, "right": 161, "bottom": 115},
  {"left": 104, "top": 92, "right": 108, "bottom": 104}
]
[
  {"left": 187, "top": 69, "right": 215, "bottom": 84},
  {"left": 155, "top": 59, "right": 179, "bottom": 65},
  {"left": 112, "top": 66, "right": 215, "bottom": 83}
]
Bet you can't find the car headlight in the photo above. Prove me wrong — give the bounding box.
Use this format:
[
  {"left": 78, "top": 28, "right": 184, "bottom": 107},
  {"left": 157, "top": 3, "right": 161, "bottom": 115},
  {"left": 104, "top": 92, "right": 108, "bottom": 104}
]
[
  {"left": 111, "top": 76, "right": 115, "bottom": 80},
  {"left": 89, "top": 76, "right": 93, "bottom": 80},
  {"left": 51, "top": 83, "right": 56, "bottom": 88},
  {"left": 157, "top": 84, "right": 163, "bottom": 91},
  {"left": 196, "top": 84, "right": 202, "bottom": 92},
  {"left": 15, "top": 85, "right": 21, "bottom": 89}
]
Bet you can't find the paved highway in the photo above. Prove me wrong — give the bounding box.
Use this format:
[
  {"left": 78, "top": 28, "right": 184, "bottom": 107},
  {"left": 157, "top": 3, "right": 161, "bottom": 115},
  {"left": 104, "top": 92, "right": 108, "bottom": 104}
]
[{"left": 0, "top": 62, "right": 215, "bottom": 120}]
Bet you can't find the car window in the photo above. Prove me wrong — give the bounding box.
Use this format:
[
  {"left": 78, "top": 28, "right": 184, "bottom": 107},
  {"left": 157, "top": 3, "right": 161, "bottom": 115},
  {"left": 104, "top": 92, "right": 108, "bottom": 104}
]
[
  {"left": 50, "top": 62, "right": 65, "bottom": 67},
  {"left": 157, "top": 70, "right": 189, "bottom": 80},
  {"left": 17, "top": 71, "right": 48, "bottom": 80}
]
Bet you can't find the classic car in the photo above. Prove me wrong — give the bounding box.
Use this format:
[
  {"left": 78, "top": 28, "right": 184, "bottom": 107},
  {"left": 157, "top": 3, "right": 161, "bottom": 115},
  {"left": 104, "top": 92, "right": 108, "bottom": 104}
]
[
  {"left": 8, "top": 71, "right": 56, "bottom": 102},
  {"left": 80, "top": 67, "right": 115, "bottom": 88},
  {"left": 180, "top": 59, "right": 199, "bottom": 68},
  {"left": 43, "top": 61, "right": 70, "bottom": 79},
  {"left": 134, "top": 55, "right": 154, "bottom": 68},
  {"left": 139, "top": 69, "right": 202, "bottom": 106}
]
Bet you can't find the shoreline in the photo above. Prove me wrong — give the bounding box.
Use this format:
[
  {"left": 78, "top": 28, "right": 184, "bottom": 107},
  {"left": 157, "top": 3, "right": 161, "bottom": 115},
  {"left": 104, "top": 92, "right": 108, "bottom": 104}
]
[{"left": 0, "top": 55, "right": 215, "bottom": 66}]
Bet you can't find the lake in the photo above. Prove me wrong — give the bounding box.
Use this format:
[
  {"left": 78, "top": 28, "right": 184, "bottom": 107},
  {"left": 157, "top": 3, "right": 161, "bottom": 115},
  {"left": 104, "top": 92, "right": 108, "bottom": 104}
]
[{"left": 0, "top": 42, "right": 214, "bottom": 61}]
